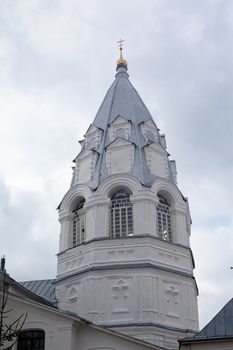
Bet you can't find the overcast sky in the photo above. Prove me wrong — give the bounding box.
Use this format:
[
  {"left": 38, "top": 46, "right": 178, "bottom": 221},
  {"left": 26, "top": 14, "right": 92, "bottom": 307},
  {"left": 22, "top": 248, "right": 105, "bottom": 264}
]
[{"left": 0, "top": 0, "right": 233, "bottom": 329}]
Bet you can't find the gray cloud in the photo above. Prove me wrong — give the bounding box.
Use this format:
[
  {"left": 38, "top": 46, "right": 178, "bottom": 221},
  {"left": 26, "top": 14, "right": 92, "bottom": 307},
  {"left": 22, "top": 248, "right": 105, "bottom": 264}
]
[{"left": 0, "top": 176, "right": 57, "bottom": 280}]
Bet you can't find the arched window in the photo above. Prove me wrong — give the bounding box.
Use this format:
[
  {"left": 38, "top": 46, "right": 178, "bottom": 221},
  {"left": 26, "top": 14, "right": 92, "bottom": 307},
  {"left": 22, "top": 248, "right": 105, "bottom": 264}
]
[
  {"left": 17, "top": 329, "right": 45, "bottom": 350},
  {"left": 157, "top": 194, "right": 172, "bottom": 242},
  {"left": 110, "top": 190, "right": 133, "bottom": 238},
  {"left": 72, "top": 198, "right": 85, "bottom": 246}
]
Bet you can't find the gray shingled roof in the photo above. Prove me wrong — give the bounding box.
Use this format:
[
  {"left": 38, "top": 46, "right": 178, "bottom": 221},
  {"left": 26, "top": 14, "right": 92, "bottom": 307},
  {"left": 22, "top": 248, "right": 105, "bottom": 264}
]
[
  {"left": 180, "top": 298, "right": 233, "bottom": 343},
  {"left": 93, "top": 66, "right": 153, "bottom": 129},
  {"left": 82, "top": 65, "right": 160, "bottom": 190},
  {"left": 71, "top": 63, "right": 177, "bottom": 190},
  {"left": 197, "top": 298, "right": 233, "bottom": 339},
  {"left": 20, "top": 279, "right": 56, "bottom": 305}
]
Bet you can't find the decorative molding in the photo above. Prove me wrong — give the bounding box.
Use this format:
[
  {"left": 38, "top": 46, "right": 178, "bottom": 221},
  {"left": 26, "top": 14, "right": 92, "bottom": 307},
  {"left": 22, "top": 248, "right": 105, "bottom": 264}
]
[
  {"left": 97, "top": 173, "right": 142, "bottom": 197},
  {"left": 165, "top": 284, "right": 180, "bottom": 318},
  {"left": 100, "top": 322, "right": 198, "bottom": 335},
  {"left": 112, "top": 279, "right": 129, "bottom": 313},
  {"left": 59, "top": 184, "right": 92, "bottom": 211},
  {"left": 152, "top": 178, "right": 185, "bottom": 207},
  {"left": 56, "top": 262, "right": 196, "bottom": 284}
]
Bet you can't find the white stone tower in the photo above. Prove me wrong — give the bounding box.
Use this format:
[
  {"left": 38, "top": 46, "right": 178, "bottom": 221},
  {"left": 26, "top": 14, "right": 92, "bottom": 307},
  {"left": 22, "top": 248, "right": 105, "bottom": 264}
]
[{"left": 55, "top": 46, "right": 199, "bottom": 350}]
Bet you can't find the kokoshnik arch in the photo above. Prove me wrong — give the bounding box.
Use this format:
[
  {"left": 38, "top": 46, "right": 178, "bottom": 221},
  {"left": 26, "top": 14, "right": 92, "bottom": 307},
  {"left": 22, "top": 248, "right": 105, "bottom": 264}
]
[{"left": 54, "top": 43, "right": 199, "bottom": 350}]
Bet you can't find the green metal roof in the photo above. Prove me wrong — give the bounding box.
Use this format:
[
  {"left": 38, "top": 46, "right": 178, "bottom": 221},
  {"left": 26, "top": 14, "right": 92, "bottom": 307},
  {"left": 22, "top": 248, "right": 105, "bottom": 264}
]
[
  {"left": 20, "top": 279, "right": 56, "bottom": 305},
  {"left": 180, "top": 298, "right": 233, "bottom": 344}
]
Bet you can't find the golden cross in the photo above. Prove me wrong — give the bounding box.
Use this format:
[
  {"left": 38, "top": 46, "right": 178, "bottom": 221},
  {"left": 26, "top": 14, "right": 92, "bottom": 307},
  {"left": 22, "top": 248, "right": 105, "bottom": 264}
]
[
  {"left": 117, "top": 39, "right": 124, "bottom": 59},
  {"left": 117, "top": 38, "right": 124, "bottom": 50}
]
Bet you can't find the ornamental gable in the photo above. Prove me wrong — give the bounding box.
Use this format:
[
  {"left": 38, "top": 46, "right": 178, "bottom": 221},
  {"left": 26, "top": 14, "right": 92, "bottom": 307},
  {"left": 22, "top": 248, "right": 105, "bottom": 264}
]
[
  {"left": 144, "top": 143, "right": 169, "bottom": 179},
  {"left": 106, "top": 138, "right": 134, "bottom": 175},
  {"left": 141, "top": 120, "right": 158, "bottom": 144}
]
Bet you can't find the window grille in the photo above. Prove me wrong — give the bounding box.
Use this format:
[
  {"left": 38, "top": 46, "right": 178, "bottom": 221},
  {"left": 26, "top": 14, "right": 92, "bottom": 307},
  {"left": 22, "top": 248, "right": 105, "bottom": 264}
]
[
  {"left": 110, "top": 190, "right": 133, "bottom": 238},
  {"left": 17, "top": 330, "right": 45, "bottom": 350},
  {"left": 157, "top": 194, "right": 172, "bottom": 241},
  {"left": 72, "top": 198, "right": 85, "bottom": 247}
]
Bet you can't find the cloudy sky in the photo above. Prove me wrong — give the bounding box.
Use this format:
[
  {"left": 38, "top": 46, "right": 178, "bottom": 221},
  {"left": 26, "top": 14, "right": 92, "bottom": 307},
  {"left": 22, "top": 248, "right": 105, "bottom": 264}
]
[{"left": 1, "top": 0, "right": 233, "bottom": 328}]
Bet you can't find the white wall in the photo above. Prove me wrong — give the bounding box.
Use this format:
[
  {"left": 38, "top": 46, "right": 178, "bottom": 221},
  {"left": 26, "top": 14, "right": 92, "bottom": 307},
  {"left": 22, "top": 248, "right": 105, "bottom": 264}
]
[
  {"left": 4, "top": 292, "right": 162, "bottom": 350},
  {"left": 75, "top": 324, "right": 163, "bottom": 350},
  {"left": 7, "top": 295, "right": 74, "bottom": 350}
]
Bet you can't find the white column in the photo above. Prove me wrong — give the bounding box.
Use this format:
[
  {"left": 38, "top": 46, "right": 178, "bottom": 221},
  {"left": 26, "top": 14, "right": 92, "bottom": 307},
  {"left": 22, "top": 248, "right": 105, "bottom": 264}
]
[
  {"left": 171, "top": 205, "right": 189, "bottom": 246},
  {"left": 130, "top": 191, "right": 158, "bottom": 236},
  {"left": 84, "top": 196, "right": 110, "bottom": 240},
  {"left": 59, "top": 210, "right": 73, "bottom": 252}
]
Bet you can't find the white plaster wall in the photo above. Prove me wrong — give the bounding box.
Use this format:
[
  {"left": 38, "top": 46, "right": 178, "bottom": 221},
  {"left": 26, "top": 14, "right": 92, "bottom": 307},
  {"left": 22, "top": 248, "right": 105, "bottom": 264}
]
[
  {"left": 59, "top": 174, "right": 191, "bottom": 251},
  {"left": 140, "top": 120, "right": 159, "bottom": 143},
  {"left": 57, "top": 237, "right": 194, "bottom": 277},
  {"left": 59, "top": 174, "right": 192, "bottom": 248},
  {"left": 75, "top": 324, "right": 161, "bottom": 350},
  {"left": 172, "top": 208, "right": 189, "bottom": 246},
  {"left": 131, "top": 196, "right": 157, "bottom": 236},
  {"left": 145, "top": 144, "right": 169, "bottom": 179},
  {"left": 59, "top": 213, "right": 73, "bottom": 251},
  {"left": 85, "top": 201, "right": 110, "bottom": 240},
  {"left": 85, "top": 205, "right": 95, "bottom": 241},
  {"left": 72, "top": 125, "right": 102, "bottom": 187},
  {"left": 4, "top": 293, "right": 162, "bottom": 350},
  {"left": 76, "top": 150, "right": 98, "bottom": 184},
  {"left": 93, "top": 203, "right": 110, "bottom": 238},
  {"left": 116, "top": 324, "right": 195, "bottom": 350},
  {"left": 106, "top": 139, "right": 134, "bottom": 175},
  {"left": 85, "top": 124, "right": 102, "bottom": 149},
  {"left": 56, "top": 267, "right": 198, "bottom": 337},
  {"left": 6, "top": 295, "right": 75, "bottom": 350},
  {"left": 57, "top": 173, "right": 197, "bottom": 350}
]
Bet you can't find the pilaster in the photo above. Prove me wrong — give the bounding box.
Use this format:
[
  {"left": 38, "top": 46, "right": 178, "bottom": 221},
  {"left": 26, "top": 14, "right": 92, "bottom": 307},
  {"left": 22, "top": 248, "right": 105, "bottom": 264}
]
[
  {"left": 59, "top": 210, "right": 73, "bottom": 252},
  {"left": 84, "top": 197, "right": 110, "bottom": 239},
  {"left": 131, "top": 191, "right": 158, "bottom": 236}
]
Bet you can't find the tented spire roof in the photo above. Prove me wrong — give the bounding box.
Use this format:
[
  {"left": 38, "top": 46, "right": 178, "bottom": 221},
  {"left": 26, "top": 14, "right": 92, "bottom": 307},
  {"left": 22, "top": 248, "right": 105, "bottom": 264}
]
[
  {"left": 89, "top": 64, "right": 158, "bottom": 189},
  {"left": 72, "top": 58, "right": 176, "bottom": 190},
  {"left": 93, "top": 65, "right": 153, "bottom": 129}
]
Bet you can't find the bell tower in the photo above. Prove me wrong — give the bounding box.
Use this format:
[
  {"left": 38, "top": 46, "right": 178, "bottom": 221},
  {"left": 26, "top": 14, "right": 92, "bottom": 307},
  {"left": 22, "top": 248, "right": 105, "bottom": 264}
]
[{"left": 55, "top": 45, "right": 199, "bottom": 350}]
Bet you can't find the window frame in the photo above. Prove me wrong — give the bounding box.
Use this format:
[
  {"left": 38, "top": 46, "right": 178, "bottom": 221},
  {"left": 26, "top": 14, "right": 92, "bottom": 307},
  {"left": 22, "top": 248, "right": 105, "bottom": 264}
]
[
  {"left": 72, "top": 198, "right": 86, "bottom": 247},
  {"left": 156, "top": 194, "right": 172, "bottom": 242},
  {"left": 17, "top": 329, "right": 45, "bottom": 350},
  {"left": 110, "top": 189, "right": 133, "bottom": 238}
]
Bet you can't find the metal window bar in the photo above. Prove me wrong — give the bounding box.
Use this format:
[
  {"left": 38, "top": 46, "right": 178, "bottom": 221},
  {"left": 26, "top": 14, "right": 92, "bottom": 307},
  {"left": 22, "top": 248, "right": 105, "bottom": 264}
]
[
  {"left": 17, "top": 330, "right": 45, "bottom": 350},
  {"left": 157, "top": 195, "right": 172, "bottom": 241},
  {"left": 72, "top": 200, "right": 85, "bottom": 246},
  {"left": 110, "top": 190, "right": 133, "bottom": 238}
]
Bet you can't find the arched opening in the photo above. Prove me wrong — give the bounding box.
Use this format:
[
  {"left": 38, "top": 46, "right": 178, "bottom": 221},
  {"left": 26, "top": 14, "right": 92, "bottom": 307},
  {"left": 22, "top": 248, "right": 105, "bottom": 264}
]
[
  {"left": 110, "top": 189, "right": 133, "bottom": 238},
  {"left": 17, "top": 329, "right": 45, "bottom": 350},
  {"left": 72, "top": 198, "right": 85, "bottom": 246},
  {"left": 157, "top": 193, "right": 172, "bottom": 242}
]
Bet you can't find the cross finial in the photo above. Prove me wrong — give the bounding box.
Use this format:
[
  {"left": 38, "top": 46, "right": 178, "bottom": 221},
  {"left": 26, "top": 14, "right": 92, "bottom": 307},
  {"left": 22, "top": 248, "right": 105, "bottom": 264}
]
[
  {"left": 117, "top": 38, "right": 124, "bottom": 59},
  {"left": 117, "top": 38, "right": 124, "bottom": 49},
  {"left": 116, "top": 38, "right": 128, "bottom": 70}
]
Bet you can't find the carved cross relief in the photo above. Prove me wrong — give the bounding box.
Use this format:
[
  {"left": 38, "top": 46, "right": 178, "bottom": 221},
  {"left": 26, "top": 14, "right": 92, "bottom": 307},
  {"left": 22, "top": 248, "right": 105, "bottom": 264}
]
[
  {"left": 68, "top": 287, "right": 78, "bottom": 302},
  {"left": 165, "top": 284, "right": 179, "bottom": 317},
  {"left": 112, "top": 279, "right": 129, "bottom": 313}
]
